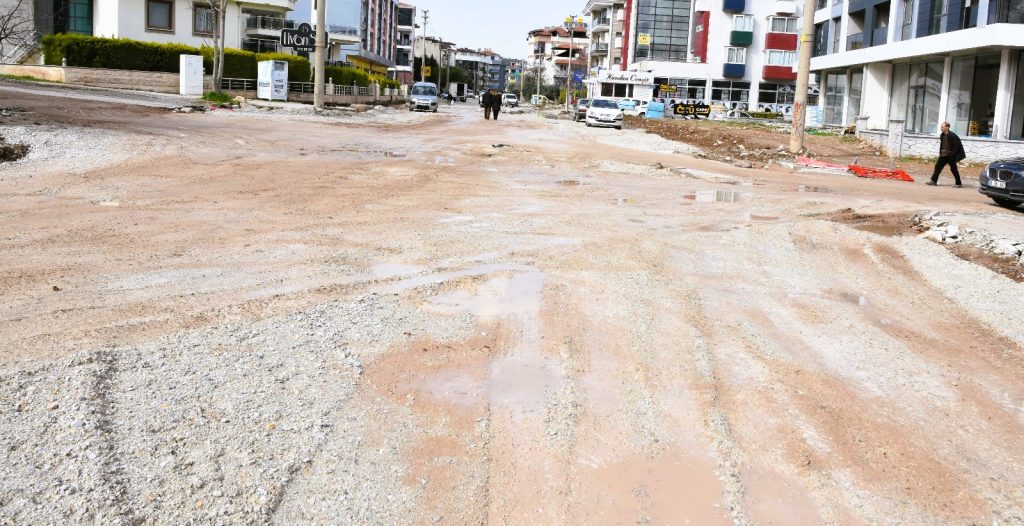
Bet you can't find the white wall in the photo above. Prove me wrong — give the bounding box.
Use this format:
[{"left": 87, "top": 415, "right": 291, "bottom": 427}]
[
  {"left": 861, "top": 62, "right": 891, "bottom": 129},
  {"left": 93, "top": 0, "right": 244, "bottom": 49}
]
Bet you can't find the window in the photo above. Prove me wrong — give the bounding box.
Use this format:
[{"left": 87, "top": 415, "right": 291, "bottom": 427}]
[
  {"left": 68, "top": 0, "right": 92, "bottom": 34},
  {"left": 193, "top": 5, "right": 214, "bottom": 35},
  {"left": 147, "top": 0, "right": 173, "bottom": 31},
  {"left": 769, "top": 16, "right": 799, "bottom": 33},
  {"left": 823, "top": 72, "right": 845, "bottom": 125},
  {"left": 848, "top": 69, "right": 863, "bottom": 123},
  {"left": 725, "top": 47, "right": 746, "bottom": 64},
  {"left": 1011, "top": 51, "right": 1024, "bottom": 139},
  {"left": 634, "top": 0, "right": 693, "bottom": 62},
  {"left": 989, "top": 0, "right": 1024, "bottom": 23},
  {"left": 733, "top": 14, "right": 754, "bottom": 31},
  {"left": 945, "top": 54, "right": 1001, "bottom": 136},
  {"left": 889, "top": 60, "right": 943, "bottom": 134},
  {"left": 766, "top": 50, "right": 796, "bottom": 66},
  {"left": 928, "top": 0, "right": 948, "bottom": 35},
  {"left": 831, "top": 17, "right": 840, "bottom": 53},
  {"left": 711, "top": 80, "right": 750, "bottom": 110},
  {"left": 900, "top": 0, "right": 914, "bottom": 41}
]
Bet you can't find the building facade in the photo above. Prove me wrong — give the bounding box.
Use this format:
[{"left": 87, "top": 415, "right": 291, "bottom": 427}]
[
  {"left": 583, "top": 0, "right": 818, "bottom": 117},
  {"left": 811, "top": 0, "right": 1024, "bottom": 136},
  {"left": 316, "top": 0, "right": 397, "bottom": 75},
  {"left": 526, "top": 25, "right": 590, "bottom": 87},
  {"left": 391, "top": 2, "right": 414, "bottom": 84},
  {"left": 584, "top": 0, "right": 627, "bottom": 73},
  {"left": 454, "top": 48, "right": 506, "bottom": 92},
  {"left": 20, "top": 0, "right": 297, "bottom": 56}
]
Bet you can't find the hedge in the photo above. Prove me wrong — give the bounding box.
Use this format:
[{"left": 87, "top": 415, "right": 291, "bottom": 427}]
[{"left": 42, "top": 34, "right": 400, "bottom": 89}]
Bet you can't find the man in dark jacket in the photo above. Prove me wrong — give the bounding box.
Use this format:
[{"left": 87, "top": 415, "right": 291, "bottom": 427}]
[
  {"left": 927, "top": 121, "right": 966, "bottom": 187},
  {"left": 481, "top": 90, "right": 494, "bottom": 120},
  {"left": 488, "top": 88, "right": 503, "bottom": 121}
]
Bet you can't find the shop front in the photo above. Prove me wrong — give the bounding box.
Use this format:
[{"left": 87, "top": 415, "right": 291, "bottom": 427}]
[{"left": 586, "top": 70, "right": 656, "bottom": 99}]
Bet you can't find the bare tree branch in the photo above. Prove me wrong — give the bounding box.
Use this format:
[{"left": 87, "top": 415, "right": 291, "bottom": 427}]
[{"left": 0, "top": 0, "right": 38, "bottom": 62}]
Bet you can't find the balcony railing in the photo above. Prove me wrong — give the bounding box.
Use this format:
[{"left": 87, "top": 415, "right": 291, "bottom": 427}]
[
  {"left": 591, "top": 17, "right": 611, "bottom": 30},
  {"left": 242, "top": 38, "right": 282, "bottom": 53},
  {"left": 245, "top": 16, "right": 295, "bottom": 31},
  {"left": 846, "top": 32, "right": 864, "bottom": 50},
  {"left": 591, "top": 42, "right": 609, "bottom": 54}
]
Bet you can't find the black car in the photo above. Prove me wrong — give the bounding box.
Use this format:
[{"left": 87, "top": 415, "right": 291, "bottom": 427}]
[
  {"left": 572, "top": 98, "right": 592, "bottom": 122},
  {"left": 979, "top": 158, "right": 1024, "bottom": 209}
]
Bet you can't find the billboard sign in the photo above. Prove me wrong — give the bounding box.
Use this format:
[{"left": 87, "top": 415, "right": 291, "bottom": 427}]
[{"left": 281, "top": 23, "right": 320, "bottom": 53}]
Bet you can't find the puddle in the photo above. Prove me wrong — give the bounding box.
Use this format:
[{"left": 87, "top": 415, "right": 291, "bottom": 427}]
[
  {"left": 685, "top": 190, "right": 750, "bottom": 203},
  {"left": 370, "top": 263, "right": 425, "bottom": 279},
  {"left": 798, "top": 185, "right": 832, "bottom": 193}
]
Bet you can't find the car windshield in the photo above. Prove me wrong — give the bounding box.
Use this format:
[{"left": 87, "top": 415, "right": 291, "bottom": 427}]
[
  {"left": 591, "top": 99, "right": 617, "bottom": 109},
  {"left": 411, "top": 85, "right": 436, "bottom": 96},
  {"left": 578, "top": 99, "right": 592, "bottom": 108}
]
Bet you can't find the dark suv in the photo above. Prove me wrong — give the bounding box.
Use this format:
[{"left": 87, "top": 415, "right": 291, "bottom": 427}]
[
  {"left": 979, "top": 158, "right": 1024, "bottom": 209},
  {"left": 572, "top": 98, "right": 592, "bottom": 122}
]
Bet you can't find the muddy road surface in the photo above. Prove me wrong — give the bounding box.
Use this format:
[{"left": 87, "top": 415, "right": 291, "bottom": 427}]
[{"left": 2, "top": 84, "right": 1023, "bottom": 525}]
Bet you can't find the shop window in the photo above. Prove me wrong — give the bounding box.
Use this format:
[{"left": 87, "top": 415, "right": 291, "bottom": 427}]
[
  {"left": 193, "top": 5, "right": 214, "bottom": 36},
  {"left": 823, "top": 72, "right": 845, "bottom": 125},
  {"left": 946, "top": 54, "right": 1001, "bottom": 137},
  {"left": 769, "top": 16, "right": 799, "bottom": 33},
  {"left": 757, "top": 83, "right": 797, "bottom": 114},
  {"left": 712, "top": 80, "right": 750, "bottom": 110},
  {"left": 889, "top": 61, "right": 943, "bottom": 134},
  {"left": 147, "top": 0, "right": 174, "bottom": 31}
]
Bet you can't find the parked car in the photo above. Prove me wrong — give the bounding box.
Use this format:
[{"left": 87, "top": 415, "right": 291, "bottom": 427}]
[
  {"left": 979, "top": 158, "right": 1024, "bottom": 209},
  {"left": 617, "top": 98, "right": 649, "bottom": 117},
  {"left": 408, "top": 82, "right": 439, "bottom": 112},
  {"left": 572, "top": 98, "right": 593, "bottom": 122},
  {"left": 585, "top": 98, "right": 624, "bottom": 130},
  {"left": 502, "top": 93, "right": 519, "bottom": 107},
  {"left": 725, "top": 110, "right": 754, "bottom": 119}
]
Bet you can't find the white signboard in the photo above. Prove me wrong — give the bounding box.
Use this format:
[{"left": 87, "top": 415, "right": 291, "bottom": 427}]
[
  {"left": 599, "top": 70, "right": 655, "bottom": 85},
  {"left": 257, "top": 60, "right": 288, "bottom": 102},
  {"left": 633, "top": 85, "right": 654, "bottom": 101},
  {"left": 179, "top": 55, "right": 204, "bottom": 96}
]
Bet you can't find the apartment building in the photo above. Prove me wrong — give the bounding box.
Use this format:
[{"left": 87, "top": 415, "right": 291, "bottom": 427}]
[
  {"left": 454, "top": 48, "right": 506, "bottom": 92},
  {"left": 810, "top": 0, "right": 1024, "bottom": 158},
  {"left": 23, "top": 0, "right": 297, "bottom": 55},
  {"left": 313, "top": 0, "right": 397, "bottom": 74},
  {"left": 584, "top": 0, "right": 627, "bottom": 73},
  {"left": 584, "top": 0, "right": 816, "bottom": 116},
  {"left": 526, "top": 24, "right": 590, "bottom": 87},
  {"left": 390, "top": 3, "right": 414, "bottom": 85}
]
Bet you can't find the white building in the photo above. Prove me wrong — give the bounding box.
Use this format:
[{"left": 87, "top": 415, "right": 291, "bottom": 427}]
[
  {"left": 526, "top": 24, "right": 590, "bottom": 87},
  {"left": 585, "top": 0, "right": 817, "bottom": 117},
  {"left": 584, "top": 0, "right": 627, "bottom": 74},
  {"left": 810, "top": 0, "right": 1024, "bottom": 160}
]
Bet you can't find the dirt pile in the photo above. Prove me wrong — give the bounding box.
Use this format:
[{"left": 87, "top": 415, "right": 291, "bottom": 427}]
[{"left": 0, "top": 134, "right": 30, "bottom": 163}]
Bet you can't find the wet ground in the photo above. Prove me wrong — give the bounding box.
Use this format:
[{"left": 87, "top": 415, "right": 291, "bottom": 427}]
[{"left": 2, "top": 83, "right": 1024, "bottom": 525}]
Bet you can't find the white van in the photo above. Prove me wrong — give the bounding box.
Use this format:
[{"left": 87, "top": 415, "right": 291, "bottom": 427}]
[{"left": 408, "top": 82, "right": 439, "bottom": 112}]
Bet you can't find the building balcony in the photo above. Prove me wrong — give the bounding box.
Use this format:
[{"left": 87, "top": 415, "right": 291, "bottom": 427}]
[
  {"left": 591, "top": 42, "right": 609, "bottom": 55},
  {"left": 846, "top": 32, "right": 864, "bottom": 50},
  {"left": 591, "top": 17, "right": 611, "bottom": 33},
  {"left": 723, "top": 62, "right": 745, "bottom": 78},
  {"left": 584, "top": 0, "right": 617, "bottom": 13},
  {"left": 730, "top": 30, "right": 754, "bottom": 46},
  {"left": 765, "top": 32, "right": 798, "bottom": 50},
  {"left": 763, "top": 65, "right": 797, "bottom": 80},
  {"left": 723, "top": 0, "right": 745, "bottom": 12},
  {"left": 244, "top": 16, "right": 294, "bottom": 37},
  {"left": 773, "top": 0, "right": 797, "bottom": 14}
]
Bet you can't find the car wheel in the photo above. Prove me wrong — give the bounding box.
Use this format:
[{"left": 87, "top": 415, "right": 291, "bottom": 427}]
[
  {"left": 408, "top": 107, "right": 414, "bottom": 112},
  {"left": 585, "top": 122, "right": 592, "bottom": 127},
  {"left": 638, "top": 113, "right": 645, "bottom": 118},
  {"left": 615, "top": 125, "right": 623, "bottom": 130},
  {"left": 992, "top": 197, "right": 1021, "bottom": 209}
]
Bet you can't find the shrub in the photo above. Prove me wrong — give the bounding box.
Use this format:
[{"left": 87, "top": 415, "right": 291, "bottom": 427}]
[
  {"left": 202, "top": 91, "right": 233, "bottom": 104},
  {"left": 201, "top": 47, "right": 257, "bottom": 78},
  {"left": 748, "top": 111, "right": 781, "bottom": 120},
  {"left": 42, "top": 34, "right": 199, "bottom": 73}
]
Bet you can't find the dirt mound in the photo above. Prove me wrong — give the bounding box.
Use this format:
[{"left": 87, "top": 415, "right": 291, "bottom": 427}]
[{"left": 0, "top": 135, "right": 30, "bottom": 163}]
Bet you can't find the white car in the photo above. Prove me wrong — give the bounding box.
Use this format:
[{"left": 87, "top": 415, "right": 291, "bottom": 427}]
[
  {"left": 585, "top": 98, "right": 624, "bottom": 130},
  {"left": 619, "top": 98, "right": 649, "bottom": 117}
]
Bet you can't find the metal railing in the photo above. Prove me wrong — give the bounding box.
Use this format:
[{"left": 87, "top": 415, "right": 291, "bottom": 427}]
[
  {"left": 245, "top": 16, "right": 295, "bottom": 31},
  {"left": 592, "top": 17, "right": 611, "bottom": 27},
  {"left": 221, "top": 78, "right": 256, "bottom": 91},
  {"left": 591, "top": 42, "right": 609, "bottom": 53},
  {"left": 846, "top": 32, "right": 864, "bottom": 50},
  {"left": 220, "top": 78, "right": 401, "bottom": 99}
]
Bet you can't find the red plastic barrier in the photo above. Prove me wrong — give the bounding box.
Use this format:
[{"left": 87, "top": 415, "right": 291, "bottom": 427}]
[{"left": 847, "top": 165, "right": 914, "bottom": 182}]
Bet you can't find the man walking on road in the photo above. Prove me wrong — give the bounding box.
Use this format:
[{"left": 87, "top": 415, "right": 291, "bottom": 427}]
[
  {"left": 482, "top": 90, "right": 494, "bottom": 120},
  {"left": 488, "top": 89, "right": 502, "bottom": 121},
  {"left": 926, "top": 122, "right": 966, "bottom": 187}
]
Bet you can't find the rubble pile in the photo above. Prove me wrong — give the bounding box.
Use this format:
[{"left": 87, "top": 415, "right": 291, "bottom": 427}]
[{"left": 914, "top": 211, "right": 1024, "bottom": 266}]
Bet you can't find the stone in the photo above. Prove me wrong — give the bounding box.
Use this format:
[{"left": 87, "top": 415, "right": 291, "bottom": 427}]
[
  {"left": 991, "top": 239, "right": 1021, "bottom": 257},
  {"left": 47, "top": 402, "right": 59, "bottom": 410},
  {"left": 733, "top": 160, "right": 753, "bottom": 169},
  {"left": 923, "top": 230, "right": 945, "bottom": 243}
]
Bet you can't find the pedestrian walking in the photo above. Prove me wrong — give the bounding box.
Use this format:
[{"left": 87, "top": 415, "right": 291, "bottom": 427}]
[
  {"left": 926, "top": 121, "right": 966, "bottom": 187},
  {"left": 488, "top": 89, "right": 502, "bottom": 121},
  {"left": 481, "top": 90, "right": 494, "bottom": 120}
]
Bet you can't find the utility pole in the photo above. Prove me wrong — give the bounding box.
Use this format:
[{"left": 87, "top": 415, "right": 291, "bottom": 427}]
[
  {"left": 564, "top": 16, "right": 579, "bottom": 111},
  {"left": 313, "top": 0, "right": 326, "bottom": 111},
  {"left": 790, "top": 0, "right": 816, "bottom": 154},
  {"left": 419, "top": 10, "right": 429, "bottom": 82}
]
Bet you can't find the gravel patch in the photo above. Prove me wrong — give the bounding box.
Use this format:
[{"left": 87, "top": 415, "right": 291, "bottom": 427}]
[{"left": 0, "top": 125, "right": 153, "bottom": 176}]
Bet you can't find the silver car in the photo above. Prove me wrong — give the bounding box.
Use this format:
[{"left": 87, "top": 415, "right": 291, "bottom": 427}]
[
  {"left": 585, "top": 98, "right": 624, "bottom": 130},
  {"left": 408, "top": 82, "right": 439, "bottom": 112}
]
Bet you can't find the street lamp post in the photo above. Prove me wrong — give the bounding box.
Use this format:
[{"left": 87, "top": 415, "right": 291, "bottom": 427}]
[
  {"left": 419, "top": 10, "right": 429, "bottom": 82},
  {"left": 564, "top": 16, "right": 583, "bottom": 111}
]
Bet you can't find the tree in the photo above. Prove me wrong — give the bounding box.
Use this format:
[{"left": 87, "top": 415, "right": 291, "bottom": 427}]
[
  {"left": 189, "top": 0, "right": 229, "bottom": 90},
  {"left": 0, "top": 0, "right": 38, "bottom": 62}
]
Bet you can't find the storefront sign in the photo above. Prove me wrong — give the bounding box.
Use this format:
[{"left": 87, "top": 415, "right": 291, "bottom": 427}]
[
  {"left": 659, "top": 84, "right": 678, "bottom": 93},
  {"left": 674, "top": 102, "right": 711, "bottom": 118},
  {"left": 281, "top": 23, "right": 321, "bottom": 53},
  {"left": 599, "top": 70, "right": 655, "bottom": 85},
  {"left": 638, "top": 33, "right": 652, "bottom": 46}
]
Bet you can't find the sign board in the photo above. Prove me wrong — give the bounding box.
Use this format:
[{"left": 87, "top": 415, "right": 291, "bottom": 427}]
[
  {"left": 257, "top": 60, "right": 288, "bottom": 101},
  {"left": 638, "top": 33, "right": 652, "bottom": 46},
  {"left": 281, "top": 23, "right": 320, "bottom": 53},
  {"left": 674, "top": 101, "right": 712, "bottom": 118},
  {"left": 805, "top": 105, "right": 824, "bottom": 128},
  {"left": 179, "top": 54, "right": 204, "bottom": 96},
  {"left": 598, "top": 70, "right": 655, "bottom": 85},
  {"left": 633, "top": 84, "right": 654, "bottom": 100},
  {"left": 573, "top": 70, "right": 585, "bottom": 83},
  {"left": 659, "top": 84, "right": 678, "bottom": 93},
  {"left": 422, "top": 66, "right": 432, "bottom": 77}
]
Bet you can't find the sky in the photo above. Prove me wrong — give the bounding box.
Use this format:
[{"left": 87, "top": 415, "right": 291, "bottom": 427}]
[{"left": 291, "top": 0, "right": 583, "bottom": 59}]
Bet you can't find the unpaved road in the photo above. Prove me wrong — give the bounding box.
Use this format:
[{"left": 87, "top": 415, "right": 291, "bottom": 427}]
[{"left": 2, "top": 83, "right": 1023, "bottom": 525}]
